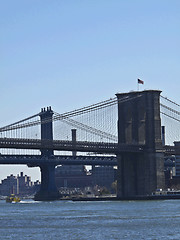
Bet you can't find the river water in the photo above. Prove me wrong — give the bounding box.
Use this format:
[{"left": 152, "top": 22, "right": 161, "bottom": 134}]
[{"left": 0, "top": 199, "right": 180, "bottom": 240}]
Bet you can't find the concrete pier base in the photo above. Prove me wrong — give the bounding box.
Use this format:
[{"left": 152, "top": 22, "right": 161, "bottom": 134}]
[{"left": 34, "top": 164, "right": 60, "bottom": 201}]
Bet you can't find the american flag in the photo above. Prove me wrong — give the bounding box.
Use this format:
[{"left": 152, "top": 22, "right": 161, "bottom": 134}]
[{"left": 138, "top": 79, "right": 144, "bottom": 84}]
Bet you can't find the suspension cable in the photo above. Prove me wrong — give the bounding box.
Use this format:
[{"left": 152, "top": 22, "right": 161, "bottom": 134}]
[
  {"left": 59, "top": 117, "right": 118, "bottom": 141},
  {"left": 160, "top": 103, "right": 180, "bottom": 116},
  {"left": 160, "top": 111, "right": 180, "bottom": 123},
  {"left": 0, "top": 94, "right": 142, "bottom": 132},
  {"left": 0, "top": 113, "right": 39, "bottom": 132},
  {"left": 161, "top": 95, "right": 180, "bottom": 107}
]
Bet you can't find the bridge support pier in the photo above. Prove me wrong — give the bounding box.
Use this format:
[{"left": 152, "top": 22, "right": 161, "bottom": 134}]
[
  {"left": 116, "top": 90, "right": 165, "bottom": 198},
  {"left": 34, "top": 164, "right": 60, "bottom": 201},
  {"left": 117, "top": 152, "right": 164, "bottom": 197},
  {"left": 34, "top": 107, "right": 60, "bottom": 201}
]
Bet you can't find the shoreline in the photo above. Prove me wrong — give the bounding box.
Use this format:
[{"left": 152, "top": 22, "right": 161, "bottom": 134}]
[{"left": 67, "top": 195, "right": 180, "bottom": 201}]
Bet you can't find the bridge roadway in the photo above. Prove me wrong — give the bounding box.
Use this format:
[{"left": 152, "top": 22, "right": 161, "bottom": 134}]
[
  {"left": 0, "top": 154, "right": 117, "bottom": 166},
  {"left": 0, "top": 138, "right": 177, "bottom": 155},
  {"left": 0, "top": 137, "right": 145, "bottom": 154}
]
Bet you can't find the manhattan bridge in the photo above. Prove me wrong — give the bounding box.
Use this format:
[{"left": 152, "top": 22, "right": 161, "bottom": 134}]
[{"left": 0, "top": 90, "right": 179, "bottom": 200}]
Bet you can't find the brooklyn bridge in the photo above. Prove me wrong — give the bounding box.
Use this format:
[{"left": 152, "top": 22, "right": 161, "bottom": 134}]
[{"left": 0, "top": 90, "right": 179, "bottom": 200}]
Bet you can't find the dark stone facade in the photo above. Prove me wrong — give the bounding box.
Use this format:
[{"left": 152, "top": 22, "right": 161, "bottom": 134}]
[{"left": 116, "top": 90, "right": 165, "bottom": 197}]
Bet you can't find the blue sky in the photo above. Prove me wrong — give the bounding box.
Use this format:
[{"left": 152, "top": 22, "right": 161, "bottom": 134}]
[{"left": 0, "top": 0, "right": 180, "bottom": 181}]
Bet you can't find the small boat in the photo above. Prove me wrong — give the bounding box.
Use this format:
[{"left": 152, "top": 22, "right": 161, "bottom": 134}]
[{"left": 6, "top": 194, "right": 21, "bottom": 203}]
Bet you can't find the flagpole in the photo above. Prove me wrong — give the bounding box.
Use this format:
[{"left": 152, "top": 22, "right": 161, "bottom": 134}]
[{"left": 137, "top": 78, "right": 144, "bottom": 90}]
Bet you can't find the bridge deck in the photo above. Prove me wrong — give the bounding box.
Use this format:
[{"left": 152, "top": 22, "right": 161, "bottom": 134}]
[
  {"left": 0, "top": 154, "right": 117, "bottom": 166},
  {"left": 0, "top": 138, "right": 144, "bottom": 154}
]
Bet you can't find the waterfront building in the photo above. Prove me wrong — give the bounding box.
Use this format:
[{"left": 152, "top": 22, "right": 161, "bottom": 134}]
[
  {"left": 0, "top": 175, "right": 18, "bottom": 196},
  {"left": 55, "top": 165, "right": 91, "bottom": 188},
  {"left": 0, "top": 172, "right": 39, "bottom": 196},
  {"left": 55, "top": 165, "right": 117, "bottom": 191},
  {"left": 91, "top": 166, "right": 117, "bottom": 189},
  {"left": 175, "top": 156, "right": 180, "bottom": 177}
]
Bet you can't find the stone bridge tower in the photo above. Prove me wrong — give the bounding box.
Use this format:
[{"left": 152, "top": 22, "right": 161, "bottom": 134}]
[{"left": 116, "top": 90, "right": 165, "bottom": 198}]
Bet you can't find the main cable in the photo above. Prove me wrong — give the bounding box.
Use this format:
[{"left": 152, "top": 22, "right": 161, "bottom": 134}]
[{"left": 0, "top": 94, "right": 142, "bottom": 132}]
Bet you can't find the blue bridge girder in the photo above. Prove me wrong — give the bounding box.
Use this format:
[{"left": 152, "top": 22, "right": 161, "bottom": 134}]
[
  {"left": 0, "top": 154, "right": 117, "bottom": 166},
  {"left": 0, "top": 137, "right": 145, "bottom": 154}
]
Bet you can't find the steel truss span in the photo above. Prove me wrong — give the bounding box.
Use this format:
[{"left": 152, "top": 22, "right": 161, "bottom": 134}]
[
  {"left": 0, "top": 137, "right": 144, "bottom": 154},
  {"left": 0, "top": 155, "right": 117, "bottom": 166}
]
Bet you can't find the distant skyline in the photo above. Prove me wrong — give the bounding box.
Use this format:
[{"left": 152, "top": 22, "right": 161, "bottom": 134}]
[{"left": 0, "top": 0, "right": 180, "bottom": 181}]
